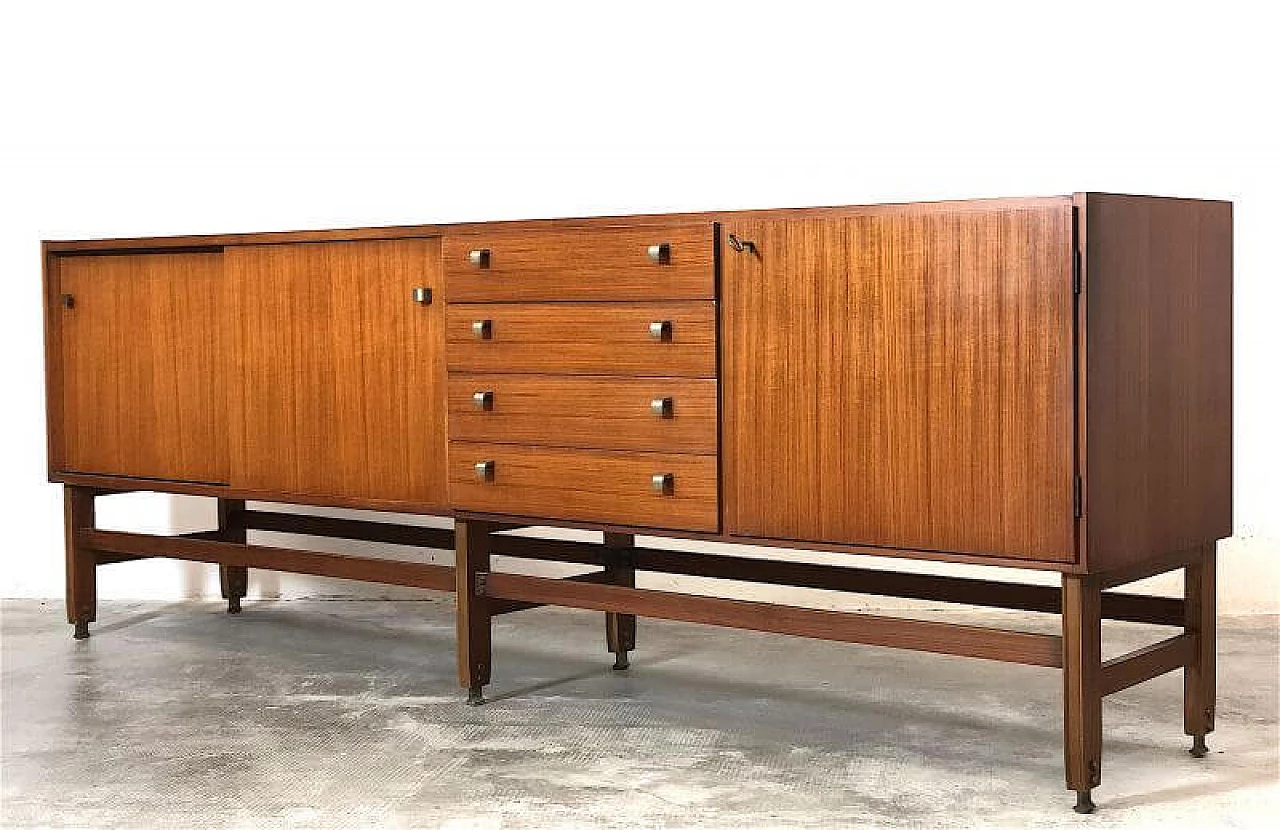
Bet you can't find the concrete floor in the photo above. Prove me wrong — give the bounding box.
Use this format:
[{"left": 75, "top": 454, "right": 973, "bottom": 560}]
[{"left": 2, "top": 599, "right": 1276, "bottom": 829}]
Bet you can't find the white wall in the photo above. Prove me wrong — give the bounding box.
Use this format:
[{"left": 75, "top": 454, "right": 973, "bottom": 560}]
[{"left": 2, "top": 1, "right": 1276, "bottom": 613}]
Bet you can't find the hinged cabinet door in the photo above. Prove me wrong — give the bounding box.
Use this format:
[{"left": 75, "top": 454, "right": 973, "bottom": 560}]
[
  {"left": 227, "top": 239, "right": 447, "bottom": 506},
  {"left": 56, "top": 251, "right": 229, "bottom": 483},
  {"left": 721, "top": 207, "right": 1075, "bottom": 561}
]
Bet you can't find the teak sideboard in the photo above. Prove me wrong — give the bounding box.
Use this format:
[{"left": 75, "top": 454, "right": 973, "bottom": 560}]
[{"left": 42, "top": 193, "right": 1232, "bottom": 813}]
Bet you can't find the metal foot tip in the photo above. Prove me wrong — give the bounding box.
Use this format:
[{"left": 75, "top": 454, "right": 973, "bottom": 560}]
[
  {"left": 1190, "top": 736, "right": 1208, "bottom": 758},
  {"left": 465, "top": 686, "right": 485, "bottom": 707},
  {"left": 1073, "top": 791, "right": 1095, "bottom": 814},
  {"left": 227, "top": 598, "right": 242, "bottom": 614},
  {"left": 612, "top": 654, "right": 630, "bottom": 671},
  {"left": 72, "top": 622, "right": 90, "bottom": 640}
]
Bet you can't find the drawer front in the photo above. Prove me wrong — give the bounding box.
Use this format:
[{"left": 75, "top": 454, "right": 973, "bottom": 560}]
[
  {"left": 446, "top": 302, "right": 717, "bottom": 377},
  {"left": 450, "top": 443, "right": 718, "bottom": 531},
  {"left": 449, "top": 374, "right": 717, "bottom": 454},
  {"left": 443, "top": 224, "right": 715, "bottom": 302}
]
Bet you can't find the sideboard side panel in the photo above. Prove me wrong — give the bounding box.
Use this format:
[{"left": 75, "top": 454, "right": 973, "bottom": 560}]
[{"left": 1083, "top": 194, "right": 1233, "bottom": 571}]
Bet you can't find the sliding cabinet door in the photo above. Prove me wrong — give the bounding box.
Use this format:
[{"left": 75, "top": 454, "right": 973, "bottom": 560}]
[
  {"left": 56, "top": 251, "right": 228, "bottom": 483},
  {"left": 227, "top": 239, "right": 447, "bottom": 507}
]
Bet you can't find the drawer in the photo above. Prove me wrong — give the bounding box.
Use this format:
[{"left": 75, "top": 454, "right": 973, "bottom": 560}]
[
  {"left": 449, "top": 442, "right": 719, "bottom": 532},
  {"left": 443, "top": 224, "right": 715, "bottom": 302},
  {"left": 446, "top": 302, "right": 717, "bottom": 377},
  {"left": 449, "top": 374, "right": 718, "bottom": 454}
]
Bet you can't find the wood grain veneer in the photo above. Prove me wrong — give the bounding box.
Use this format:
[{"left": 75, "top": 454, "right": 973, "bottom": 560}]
[
  {"left": 56, "top": 251, "right": 229, "bottom": 483},
  {"left": 443, "top": 224, "right": 714, "bottom": 302},
  {"left": 446, "top": 301, "right": 717, "bottom": 377},
  {"left": 227, "top": 239, "right": 447, "bottom": 505},
  {"left": 448, "top": 374, "right": 718, "bottom": 454},
  {"left": 448, "top": 442, "right": 718, "bottom": 532},
  {"left": 721, "top": 207, "right": 1074, "bottom": 561}
]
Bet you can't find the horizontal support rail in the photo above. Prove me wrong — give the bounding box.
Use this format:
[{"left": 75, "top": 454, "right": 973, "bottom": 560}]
[
  {"left": 244, "top": 510, "right": 455, "bottom": 550},
  {"left": 1100, "top": 633, "right": 1195, "bottom": 696},
  {"left": 479, "top": 571, "right": 1064, "bottom": 667},
  {"left": 488, "top": 570, "right": 618, "bottom": 615},
  {"left": 488, "top": 535, "right": 1183, "bottom": 626},
  {"left": 82, "top": 530, "right": 454, "bottom": 593},
  {"left": 95, "top": 529, "right": 224, "bottom": 564}
]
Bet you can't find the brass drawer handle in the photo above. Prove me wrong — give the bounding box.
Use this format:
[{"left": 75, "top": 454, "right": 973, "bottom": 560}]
[
  {"left": 468, "top": 248, "right": 491, "bottom": 268},
  {"left": 646, "top": 242, "right": 670, "bottom": 264},
  {"left": 411, "top": 286, "right": 432, "bottom": 305},
  {"left": 651, "top": 472, "right": 674, "bottom": 495},
  {"left": 473, "top": 390, "right": 494, "bottom": 411},
  {"left": 474, "top": 460, "right": 495, "bottom": 482},
  {"left": 650, "top": 397, "right": 673, "bottom": 417},
  {"left": 648, "top": 320, "right": 672, "bottom": 341},
  {"left": 471, "top": 320, "right": 493, "bottom": 340}
]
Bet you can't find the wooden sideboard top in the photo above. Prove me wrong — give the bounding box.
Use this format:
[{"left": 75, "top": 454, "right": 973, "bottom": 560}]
[{"left": 40, "top": 193, "right": 1227, "bottom": 253}]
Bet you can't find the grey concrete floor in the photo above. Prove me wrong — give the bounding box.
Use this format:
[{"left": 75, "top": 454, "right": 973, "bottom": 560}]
[{"left": 1, "top": 599, "right": 1277, "bottom": 829}]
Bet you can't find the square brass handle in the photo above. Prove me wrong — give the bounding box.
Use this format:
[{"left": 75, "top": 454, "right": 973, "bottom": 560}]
[
  {"left": 651, "top": 472, "right": 674, "bottom": 495},
  {"left": 468, "top": 248, "right": 491, "bottom": 268},
  {"left": 474, "top": 460, "right": 495, "bottom": 482},
  {"left": 473, "top": 391, "right": 494, "bottom": 411},
  {"left": 472, "top": 320, "right": 493, "bottom": 340},
  {"left": 648, "top": 320, "right": 672, "bottom": 341},
  {"left": 411, "top": 286, "right": 432, "bottom": 305},
  {"left": 647, "top": 242, "right": 670, "bottom": 264},
  {"left": 650, "top": 397, "right": 673, "bottom": 417}
]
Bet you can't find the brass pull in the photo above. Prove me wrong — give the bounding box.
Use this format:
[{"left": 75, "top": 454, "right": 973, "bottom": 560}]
[
  {"left": 648, "top": 320, "right": 672, "bottom": 341},
  {"left": 651, "top": 473, "right": 674, "bottom": 495},
  {"left": 471, "top": 320, "right": 493, "bottom": 340},
  {"left": 474, "top": 460, "right": 495, "bottom": 482},
  {"left": 646, "top": 243, "right": 670, "bottom": 264},
  {"left": 468, "top": 248, "right": 491, "bottom": 268},
  {"left": 61, "top": 294, "right": 75, "bottom": 309},
  {"left": 727, "top": 233, "right": 757, "bottom": 254},
  {"left": 411, "top": 286, "right": 432, "bottom": 304},
  {"left": 650, "top": 397, "right": 673, "bottom": 417},
  {"left": 473, "top": 390, "right": 494, "bottom": 411}
]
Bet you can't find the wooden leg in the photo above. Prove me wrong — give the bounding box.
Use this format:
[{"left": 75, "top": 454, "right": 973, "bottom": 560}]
[
  {"left": 456, "top": 520, "right": 495, "bottom": 705},
  {"left": 1063, "top": 573, "right": 1102, "bottom": 813},
  {"left": 64, "top": 486, "right": 97, "bottom": 639},
  {"left": 217, "top": 499, "right": 249, "bottom": 614},
  {"left": 603, "top": 532, "right": 637, "bottom": 670},
  {"left": 1184, "top": 544, "right": 1216, "bottom": 757}
]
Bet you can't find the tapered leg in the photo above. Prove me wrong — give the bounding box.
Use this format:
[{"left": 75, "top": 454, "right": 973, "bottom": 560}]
[
  {"left": 603, "top": 532, "right": 637, "bottom": 670},
  {"left": 64, "top": 486, "right": 97, "bottom": 639},
  {"left": 217, "top": 499, "right": 248, "bottom": 614},
  {"left": 455, "top": 520, "right": 495, "bottom": 705},
  {"left": 1063, "top": 573, "right": 1102, "bottom": 813},
  {"left": 1184, "top": 544, "right": 1216, "bottom": 757}
]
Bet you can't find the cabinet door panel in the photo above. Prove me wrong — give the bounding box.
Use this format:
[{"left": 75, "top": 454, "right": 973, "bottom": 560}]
[
  {"left": 228, "top": 239, "right": 446, "bottom": 506},
  {"left": 722, "top": 208, "right": 1074, "bottom": 561},
  {"left": 57, "top": 251, "right": 228, "bottom": 483}
]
